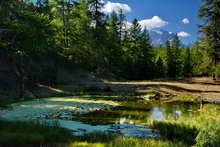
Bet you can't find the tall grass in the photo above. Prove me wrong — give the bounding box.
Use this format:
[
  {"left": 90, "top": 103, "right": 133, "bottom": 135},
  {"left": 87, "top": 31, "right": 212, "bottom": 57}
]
[
  {"left": 0, "top": 120, "right": 189, "bottom": 147},
  {"left": 68, "top": 132, "right": 188, "bottom": 147},
  {"left": 151, "top": 104, "right": 220, "bottom": 147},
  {"left": 0, "top": 120, "right": 73, "bottom": 146}
]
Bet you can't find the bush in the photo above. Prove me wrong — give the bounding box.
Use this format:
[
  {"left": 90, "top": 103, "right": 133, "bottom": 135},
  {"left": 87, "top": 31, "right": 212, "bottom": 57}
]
[{"left": 196, "top": 121, "right": 220, "bottom": 147}]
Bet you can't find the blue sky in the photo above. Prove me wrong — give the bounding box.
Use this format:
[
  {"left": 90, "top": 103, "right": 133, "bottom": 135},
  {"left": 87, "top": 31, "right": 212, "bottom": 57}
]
[{"left": 103, "top": 0, "right": 203, "bottom": 44}]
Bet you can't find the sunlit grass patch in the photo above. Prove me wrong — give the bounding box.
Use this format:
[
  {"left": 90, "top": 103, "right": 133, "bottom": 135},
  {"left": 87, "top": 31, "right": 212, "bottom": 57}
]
[
  {"left": 106, "top": 137, "right": 188, "bottom": 147},
  {"left": 68, "top": 132, "right": 188, "bottom": 147},
  {"left": 163, "top": 94, "right": 200, "bottom": 104},
  {"left": 45, "top": 97, "right": 119, "bottom": 106},
  {"left": 68, "top": 142, "right": 104, "bottom": 147}
]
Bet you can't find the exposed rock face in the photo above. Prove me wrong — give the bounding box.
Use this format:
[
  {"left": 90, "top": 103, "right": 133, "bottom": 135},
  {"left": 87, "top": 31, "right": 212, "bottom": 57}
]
[{"left": 149, "top": 29, "right": 175, "bottom": 46}]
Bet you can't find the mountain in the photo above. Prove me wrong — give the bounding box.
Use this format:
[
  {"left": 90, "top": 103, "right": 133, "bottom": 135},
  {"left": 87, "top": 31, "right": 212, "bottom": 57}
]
[{"left": 148, "top": 29, "right": 176, "bottom": 46}]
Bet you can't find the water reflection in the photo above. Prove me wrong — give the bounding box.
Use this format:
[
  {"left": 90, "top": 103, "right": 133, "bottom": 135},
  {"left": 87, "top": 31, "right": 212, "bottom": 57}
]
[
  {"left": 150, "top": 108, "right": 165, "bottom": 121},
  {"left": 76, "top": 101, "right": 201, "bottom": 125}
]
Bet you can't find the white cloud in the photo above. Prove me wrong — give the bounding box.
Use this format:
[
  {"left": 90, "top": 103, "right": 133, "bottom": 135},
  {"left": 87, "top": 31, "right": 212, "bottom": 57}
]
[
  {"left": 102, "top": 1, "right": 132, "bottom": 14},
  {"left": 177, "top": 31, "right": 191, "bottom": 37},
  {"left": 182, "top": 18, "right": 190, "bottom": 24},
  {"left": 139, "top": 16, "right": 168, "bottom": 30}
]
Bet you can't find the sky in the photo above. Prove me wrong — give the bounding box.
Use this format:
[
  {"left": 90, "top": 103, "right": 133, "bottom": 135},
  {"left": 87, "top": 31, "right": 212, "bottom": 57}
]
[{"left": 102, "top": 0, "right": 203, "bottom": 44}]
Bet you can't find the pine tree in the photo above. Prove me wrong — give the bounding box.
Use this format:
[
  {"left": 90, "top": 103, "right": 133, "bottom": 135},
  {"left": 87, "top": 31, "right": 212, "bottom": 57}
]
[
  {"left": 191, "top": 41, "right": 212, "bottom": 76},
  {"left": 117, "top": 9, "right": 126, "bottom": 44},
  {"left": 106, "top": 11, "right": 123, "bottom": 73},
  {"left": 127, "top": 19, "right": 142, "bottom": 63},
  {"left": 183, "top": 47, "right": 192, "bottom": 77},
  {"left": 123, "top": 19, "right": 154, "bottom": 79},
  {"left": 88, "top": 0, "right": 107, "bottom": 71},
  {"left": 69, "top": 0, "right": 94, "bottom": 69},
  {"left": 199, "top": 0, "right": 220, "bottom": 79},
  {"left": 166, "top": 40, "right": 174, "bottom": 77},
  {"left": 88, "top": 0, "right": 104, "bottom": 28},
  {"left": 167, "top": 34, "right": 182, "bottom": 78},
  {"left": 156, "top": 56, "right": 165, "bottom": 78}
]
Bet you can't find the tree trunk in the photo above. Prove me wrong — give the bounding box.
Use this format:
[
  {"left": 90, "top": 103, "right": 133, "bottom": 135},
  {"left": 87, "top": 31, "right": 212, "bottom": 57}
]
[{"left": 12, "top": 55, "right": 25, "bottom": 99}]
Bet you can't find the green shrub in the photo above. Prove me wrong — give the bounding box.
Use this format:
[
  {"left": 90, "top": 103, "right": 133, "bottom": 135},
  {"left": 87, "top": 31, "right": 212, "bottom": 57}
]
[{"left": 196, "top": 121, "right": 220, "bottom": 147}]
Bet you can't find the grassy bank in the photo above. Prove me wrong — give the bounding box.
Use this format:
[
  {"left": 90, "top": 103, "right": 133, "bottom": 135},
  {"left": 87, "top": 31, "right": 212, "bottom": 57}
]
[
  {"left": 0, "top": 120, "right": 73, "bottom": 146},
  {"left": 151, "top": 104, "right": 220, "bottom": 147},
  {"left": 0, "top": 119, "right": 187, "bottom": 147},
  {"left": 1, "top": 106, "right": 220, "bottom": 147},
  {"left": 1, "top": 94, "right": 220, "bottom": 147}
]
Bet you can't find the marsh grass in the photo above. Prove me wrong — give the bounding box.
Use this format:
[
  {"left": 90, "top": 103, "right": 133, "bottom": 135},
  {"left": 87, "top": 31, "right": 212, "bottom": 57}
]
[
  {"left": 150, "top": 104, "right": 220, "bottom": 147},
  {"left": 151, "top": 121, "right": 198, "bottom": 145},
  {"left": 0, "top": 119, "right": 189, "bottom": 147},
  {"left": 0, "top": 120, "right": 73, "bottom": 145},
  {"left": 68, "top": 134, "right": 188, "bottom": 147}
]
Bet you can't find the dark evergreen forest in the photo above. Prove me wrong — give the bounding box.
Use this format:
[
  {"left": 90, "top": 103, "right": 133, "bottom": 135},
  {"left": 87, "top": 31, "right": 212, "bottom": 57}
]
[{"left": 0, "top": 0, "right": 220, "bottom": 98}]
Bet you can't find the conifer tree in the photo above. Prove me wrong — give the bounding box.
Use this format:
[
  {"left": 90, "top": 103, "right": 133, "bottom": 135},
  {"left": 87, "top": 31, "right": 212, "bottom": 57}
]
[
  {"left": 199, "top": 0, "right": 220, "bottom": 79},
  {"left": 106, "top": 11, "right": 123, "bottom": 73},
  {"left": 166, "top": 40, "right": 174, "bottom": 77},
  {"left": 124, "top": 19, "right": 154, "bottom": 79},
  {"left": 167, "top": 35, "right": 182, "bottom": 78},
  {"left": 88, "top": 0, "right": 107, "bottom": 70},
  {"left": 183, "top": 47, "right": 192, "bottom": 77},
  {"left": 156, "top": 56, "right": 165, "bottom": 78}
]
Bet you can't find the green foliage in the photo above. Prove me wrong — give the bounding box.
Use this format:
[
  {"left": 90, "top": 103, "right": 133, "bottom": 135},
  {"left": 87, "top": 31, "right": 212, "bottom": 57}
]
[
  {"left": 191, "top": 41, "right": 212, "bottom": 76},
  {"left": 199, "top": 0, "right": 220, "bottom": 77},
  {"left": 167, "top": 35, "right": 183, "bottom": 78},
  {"left": 0, "top": 0, "right": 214, "bottom": 98},
  {"left": 121, "top": 19, "right": 155, "bottom": 80},
  {"left": 105, "top": 11, "right": 123, "bottom": 74},
  {"left": 196, "top": 121, "right": 220, "bottom": 147},
  {"left": 155, "top": 56, "right": 166, "bottom": 78},
  {"left": 183, "top": 47, "right": 192, "bottom": 77}
]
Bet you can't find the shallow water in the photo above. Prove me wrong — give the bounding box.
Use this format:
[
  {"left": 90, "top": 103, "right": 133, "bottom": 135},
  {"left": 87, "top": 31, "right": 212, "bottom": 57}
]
[
  {"left": 1, "top": 96, "right": 218, "bottom": 138},
  {"left": 74, "top": 101, "right": 201, "bottom": 125},
  {"left": 56, "top": 101, "right": 203, "bottom": 137},
  {"left": 54, "top": 119, "right": 160, "bottom": 138}
]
